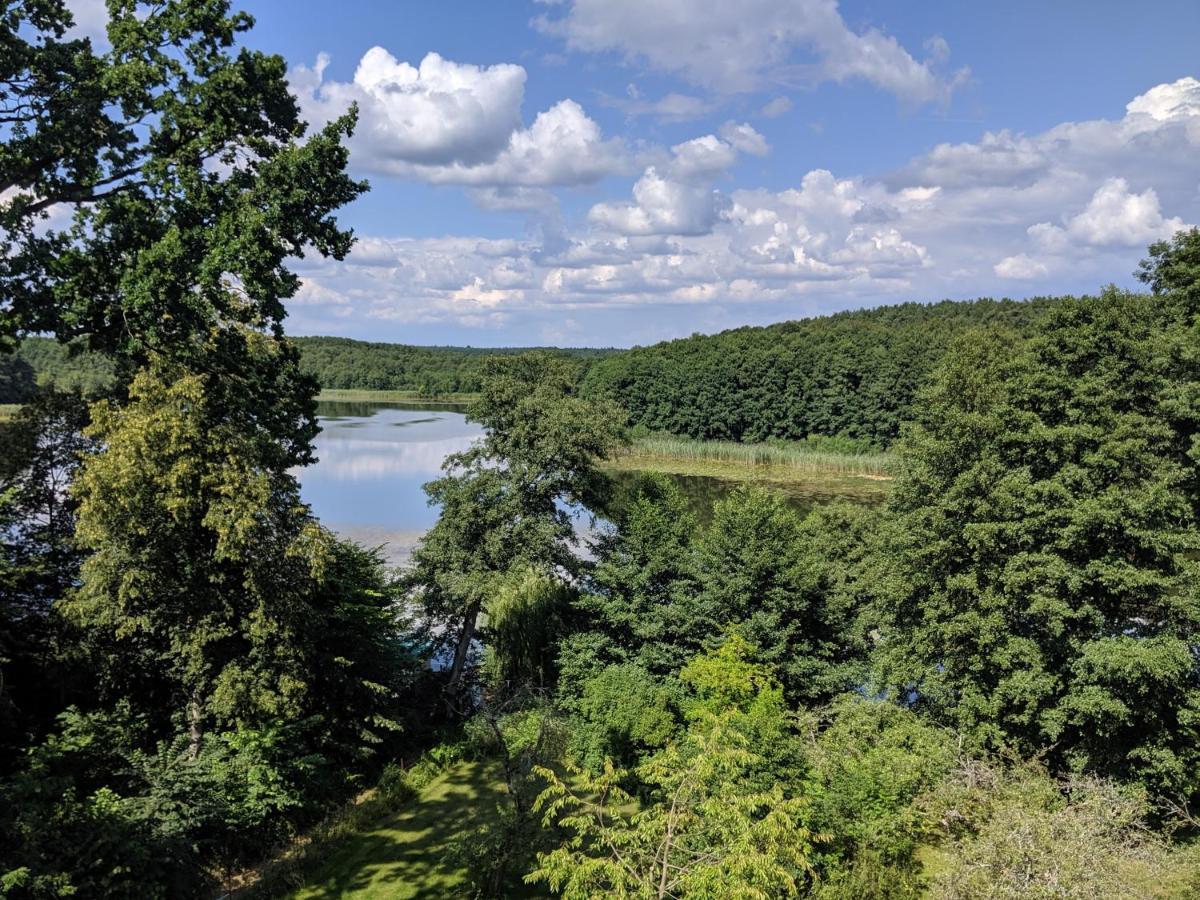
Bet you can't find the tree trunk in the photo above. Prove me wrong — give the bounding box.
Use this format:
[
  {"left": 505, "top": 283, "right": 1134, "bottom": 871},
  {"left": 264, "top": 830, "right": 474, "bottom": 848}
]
[
  {"left": 444, "top": 600, "right": 481, "bottom": 716},
  {"left": 186, "top": 690, "right": 203, "bottom": 760}
]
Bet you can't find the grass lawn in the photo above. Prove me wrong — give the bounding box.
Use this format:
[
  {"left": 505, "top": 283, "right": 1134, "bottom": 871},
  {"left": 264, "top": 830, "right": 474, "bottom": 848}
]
[
  {"left": 316, "top": 389, "right": 476, "bottom": 405},
  {"left": 0, "top": 404, "right": 21, "bottom": 421},
  {"left": 289, "top": 760, "right": 547, "bottom": 900}
]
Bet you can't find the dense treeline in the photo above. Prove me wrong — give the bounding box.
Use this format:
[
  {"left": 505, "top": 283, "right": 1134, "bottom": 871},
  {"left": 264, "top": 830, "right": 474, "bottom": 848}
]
[
  {"left": 293, "top": 336, "right": 616, "bottom": 395},
  {"left": 0, "top": 339, "right": 115, "bottom": 402},
  {"left": 12, "top": 300, "right": 1066, "bottom": 448},
  {"left": 580, "top": 297, "right": 1063, "bottom": 446},
  {"left": 4, "top": 335, "right": 614, "bottom": 401}
]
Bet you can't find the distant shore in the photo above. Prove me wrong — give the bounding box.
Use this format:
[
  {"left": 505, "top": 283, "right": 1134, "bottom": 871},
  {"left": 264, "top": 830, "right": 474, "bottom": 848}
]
[{"left": 315, "top": 389, "right": 477, "bottom": 405}]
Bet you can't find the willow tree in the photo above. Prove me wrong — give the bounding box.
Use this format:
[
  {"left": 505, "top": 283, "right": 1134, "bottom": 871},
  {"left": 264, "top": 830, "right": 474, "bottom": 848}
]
[{"left": 408, "top": 353, "right": 624, "bottom": 711}]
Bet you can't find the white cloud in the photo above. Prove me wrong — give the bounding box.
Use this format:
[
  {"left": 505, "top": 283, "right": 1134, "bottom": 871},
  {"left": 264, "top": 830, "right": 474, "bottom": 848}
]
[
  {"left": 759, "top": 96, "right": 794, "bottom": 118},
  {"left": 719, "top": 122, "right": 770, "bottom": 157},
  {"left": 994, "top": 254, "right": 1048, "bottom": 279},
  {"left": 534, "top": 0, "right": 967, "bottom": 102},
  {"left": 291, "top": 51, "right": 630, "bottom": 186},
  {"left": 294, "top": 49, "right": 525, "bottom": 166},
  {"left": 1124, "top": 76, "right": 1200, "bottom": 122},
  {"left": 587, "top": 129, "right": 763, "bottom": 236},
  {"left": 287, "top": 79, "right": 1199, "bottom": 338},
  {"left": 1056, "top": 178, "right": 1186, "bottom": 247},
  {"left": 600, "top": 90, "right": 714, "bottom": 122},
  {"left": 589, "top": 168, "right": 727, "bottom": 235}
]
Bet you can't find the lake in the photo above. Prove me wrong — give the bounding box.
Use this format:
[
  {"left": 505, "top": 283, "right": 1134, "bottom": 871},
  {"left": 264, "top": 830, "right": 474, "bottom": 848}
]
[
  {"left": 299, "top": 401, "right": 879, "bottom": 564},
  {"left": 298, "top": 401, "right": 482, "bottom": 564}
]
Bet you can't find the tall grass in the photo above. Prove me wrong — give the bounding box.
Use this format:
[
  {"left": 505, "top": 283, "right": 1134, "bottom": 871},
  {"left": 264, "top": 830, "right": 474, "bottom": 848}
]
[
  {"left": 620, "top": 434, "right": 896, "bottom": 478},
  {"left": 316, "top": 389, "right": 476, "bottom": 404}
]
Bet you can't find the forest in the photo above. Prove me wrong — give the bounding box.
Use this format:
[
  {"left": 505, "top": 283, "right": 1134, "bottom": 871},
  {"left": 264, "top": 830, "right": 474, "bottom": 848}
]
[
  {"left": 3, "top": 2, "right": 1200, "bottom": 899},
  {"left": 7, "top": 301, "right": 1064, "bottom": 449},
  {"left": 579, "top": 297, "right": 1063, "bottom": 447},
  {"left": 0, "top": 336, "right": 611, "bottom": 403}
]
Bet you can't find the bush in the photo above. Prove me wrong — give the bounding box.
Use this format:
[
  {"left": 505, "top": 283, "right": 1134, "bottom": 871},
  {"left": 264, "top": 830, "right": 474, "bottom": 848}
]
[
  {"left": 924, "top": 763, "right": 1198, "bottom": 899},
  {"left": 804, "top": 697, "right": 958, "bottom": 896}
]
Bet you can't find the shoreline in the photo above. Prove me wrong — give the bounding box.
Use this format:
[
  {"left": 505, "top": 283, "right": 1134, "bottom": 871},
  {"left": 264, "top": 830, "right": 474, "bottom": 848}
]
[
  {"left": 603, "top": 437, "right": 895, "bottom": 497},
  {"left": 316, "top": 389, "right": 476, "bottom": 405}
]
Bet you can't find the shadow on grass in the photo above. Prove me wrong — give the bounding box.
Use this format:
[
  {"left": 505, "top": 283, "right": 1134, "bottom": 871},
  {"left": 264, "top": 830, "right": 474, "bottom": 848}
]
[{"left": 293, "top": 760, "right": 544, "bottom": 899}]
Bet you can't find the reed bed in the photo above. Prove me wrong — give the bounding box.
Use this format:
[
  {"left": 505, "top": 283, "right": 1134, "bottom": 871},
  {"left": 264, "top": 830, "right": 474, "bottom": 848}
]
[
  {"left": 316, "top": 389, "right": 477, "bottom": 404},
  {"left": 620, "top": 435, "right": 895, "bottom": 478}
]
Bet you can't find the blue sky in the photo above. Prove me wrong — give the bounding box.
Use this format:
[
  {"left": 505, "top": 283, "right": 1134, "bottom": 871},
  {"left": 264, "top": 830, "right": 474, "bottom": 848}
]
[{"left": 76, "top": 1, "right": 1200, "bottom": 346}]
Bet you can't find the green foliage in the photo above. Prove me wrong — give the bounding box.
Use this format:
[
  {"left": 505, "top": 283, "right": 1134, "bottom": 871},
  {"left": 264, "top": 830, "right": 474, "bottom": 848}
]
[
  {"left": 483, "top": 567, "right": 575, "bottom": 692},
  {"left": 696, "top": 490, "right": 875, "bottom": 705},
  {"left": 924, "top": 763, "right": 1197, "bottom": 899},
  {"left": 566, "top": 663, "right": 679, "bottom": 771},
  {"left": 582, "top": 298, "right": 1061, "bottom": 446},
  {"left": 0, "top": 355, "right": 36, "bottom": 404},
  {"left": 530, "top": 707, "right": 818, "bottom": 899},
  {"left": 877, "top": 287, "right": 1200, "bottom": 798},
  {"left": 408, "top": 352, "right": 625, "bottom": 706},
  {"left": 294, "top": 335, "right": 617, "bottom": 394},
  {"left": 2, "top": 0, "right": 366, "bottom": 356},
  {"left": 449, "top": 706, "right": 568, "bottom": 897},
  {"left": 7, "top": 339, "right": 114, "bottom": 397},
  {"left": 566, "top": 475, "right": 704, "bottom": 683},
  {"left": 0, "top": 392, "right": 93, "bottom": 766},
  {"left": 803, "top": 698, "right": 957, "bottom": 897}
]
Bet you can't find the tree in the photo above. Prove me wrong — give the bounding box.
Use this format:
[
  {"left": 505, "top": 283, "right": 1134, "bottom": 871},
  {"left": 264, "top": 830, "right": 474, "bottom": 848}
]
[
  {"left": 483, "top": 566, "right": 574, "bottom": 693},
  {"left": 530, "top": 640, "right": 818, "bottom": 899},
  {"left": 65, "top": 342, "right": 407, "bottom": 766},
  {"left": 408, "top": 353, "right": 624, "bottom": 710},
  {"left": 0, "top": 392, "right": 92, "bottom": 764},
  {"left": 562, "top": 475, "right": 704, "bottom": 686},
  {"left": 2, "top": 0, "right": 365, "bottom": 359},
  {"left": 696, "top": 489, "right": 874, "bottom": 705},
  {"left": 876, "top": 282, "right": 1200, "bottom": 799}
]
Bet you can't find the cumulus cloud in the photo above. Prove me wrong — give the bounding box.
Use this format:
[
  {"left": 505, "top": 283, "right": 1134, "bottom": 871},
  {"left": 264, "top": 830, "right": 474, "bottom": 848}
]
[
  {"left": 586, "top": 129, "right": 767, "bottom": 236},
  {"left": 719, "top": 122, "right": 770, "bottom": 156},
  {"left": 994, "top": 254, "right": 1048, "bottom": 279},
  {"left": 588, "top": 169, "right": 727, "bottom": 236},
  {"left": 534, "top": 0, "right": 967, "bottom": 102},
  {"left": 288, "top": 79, "right": 1199, "bottom": 338},
  {"left": 1031, "top": 178, "right": 1186, "bottom": 249},
  {"left": 292, "top": 50, "right": 525, "bottom": 166},
  {"left": 290, "top": 50, "right": 630, "bottom": 186}
]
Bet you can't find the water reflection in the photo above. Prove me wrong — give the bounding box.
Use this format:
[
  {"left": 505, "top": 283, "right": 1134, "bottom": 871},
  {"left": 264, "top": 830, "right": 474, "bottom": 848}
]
[
  {"left": 297, "top": 402, "right": 483, "bottom": 564},
  {"left": 298, "top": 402, "right": 881, "bottom": 565}
]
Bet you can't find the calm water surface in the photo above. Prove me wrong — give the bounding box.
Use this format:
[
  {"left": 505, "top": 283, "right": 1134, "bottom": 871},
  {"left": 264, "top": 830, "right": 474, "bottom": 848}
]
[
  {"left": 298, "top": 401, "right": 878, "bottom": 564},
  {"left": 298, "top": 401, "right": 483, "bottom": 563}
]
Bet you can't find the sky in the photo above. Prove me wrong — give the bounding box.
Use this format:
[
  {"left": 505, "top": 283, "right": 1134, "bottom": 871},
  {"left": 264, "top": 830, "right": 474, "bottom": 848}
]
[{"left": 70, "top": 0, "right": 1200, "bottom": 347}]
